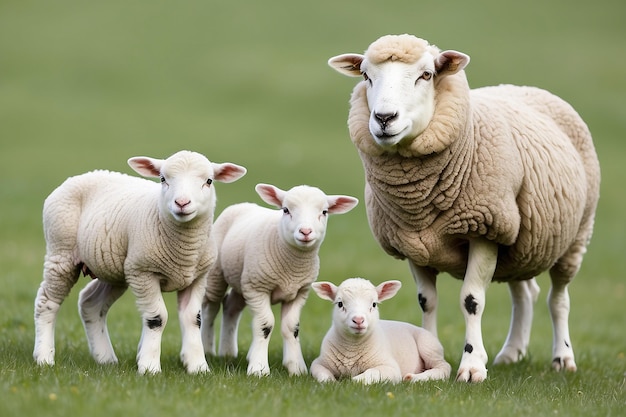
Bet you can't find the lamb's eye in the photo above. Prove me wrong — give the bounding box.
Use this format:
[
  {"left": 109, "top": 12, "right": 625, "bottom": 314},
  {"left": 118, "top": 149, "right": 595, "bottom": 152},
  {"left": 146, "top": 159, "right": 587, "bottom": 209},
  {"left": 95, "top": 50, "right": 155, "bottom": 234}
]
[
  {"left": 372, "top": 302, "right": 377, "bottom": 308},
  {"left": 362, "top": 72, "right": 372, "bottom": 86},
  {"left": 206, "top": 178, "right": 213, "bottom": 186},
  {"left": 337, "top": 301, "right": 343, "bottom": 309},
  {"left": 282, "top": 207, "right": 290, "bottom": 215},
  {"left": 322, "top": 210, "right": 328, "bottom": 216},
  {"left": 160, "top": 176, "right": 166, "bottom": 183},
  {"left": 417, "top": 71, "right": 433, "bottom": 83}
]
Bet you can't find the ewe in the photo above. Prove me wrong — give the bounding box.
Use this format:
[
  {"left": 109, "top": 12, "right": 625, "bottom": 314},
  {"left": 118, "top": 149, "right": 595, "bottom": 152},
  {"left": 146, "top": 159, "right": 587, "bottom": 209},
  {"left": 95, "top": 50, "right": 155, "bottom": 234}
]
[
  {"left": 34, "top": 150, "right": 246, "bottom": 374},
  {"left": 311, "top": 278, "right": 451, "bottom": 384},
  {"left": 328, "top": 34, "right": 600, "bottom": 382},
  {"left": 201, "top": 183, "right": 358, "bottom": 376}
]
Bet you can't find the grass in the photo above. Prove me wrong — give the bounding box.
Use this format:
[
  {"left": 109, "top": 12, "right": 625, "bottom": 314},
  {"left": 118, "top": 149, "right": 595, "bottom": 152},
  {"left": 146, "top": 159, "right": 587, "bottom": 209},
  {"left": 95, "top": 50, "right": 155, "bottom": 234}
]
[{"left": 1, "top": 0, "right": 625, "bottom": 416}]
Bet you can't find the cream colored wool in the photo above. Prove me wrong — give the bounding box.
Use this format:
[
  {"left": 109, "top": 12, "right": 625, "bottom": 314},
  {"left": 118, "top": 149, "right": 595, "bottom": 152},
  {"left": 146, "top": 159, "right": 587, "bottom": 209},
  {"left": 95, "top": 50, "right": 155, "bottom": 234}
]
[{"left": 331, "top": 34, "right": 600, "bottom": 382}]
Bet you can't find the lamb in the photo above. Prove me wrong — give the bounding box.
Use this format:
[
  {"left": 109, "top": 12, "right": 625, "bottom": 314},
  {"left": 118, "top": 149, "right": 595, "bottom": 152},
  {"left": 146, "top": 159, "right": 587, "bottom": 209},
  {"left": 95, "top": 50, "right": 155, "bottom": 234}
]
[
  {"left": 310, "top": 277, "right": 451, "bottom": 384},
  {"left": 328, "top": 34, "right": 600, "bottom": 382},
  {"left": 33, "top": 150, "right": 247, "bottom": 374},
  {"left": 201, "top": 183, "right": 358, "bottom": 376}
]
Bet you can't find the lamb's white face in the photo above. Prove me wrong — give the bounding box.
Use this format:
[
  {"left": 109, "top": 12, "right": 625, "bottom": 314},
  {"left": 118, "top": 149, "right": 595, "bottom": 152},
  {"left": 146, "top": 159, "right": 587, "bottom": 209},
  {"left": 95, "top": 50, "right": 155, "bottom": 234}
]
[
  {"left": 333, "top": 285, "right": 380, "bottom": 337},
  {"left": 360, "top": 53, "right": 437, "bottom": 148}
]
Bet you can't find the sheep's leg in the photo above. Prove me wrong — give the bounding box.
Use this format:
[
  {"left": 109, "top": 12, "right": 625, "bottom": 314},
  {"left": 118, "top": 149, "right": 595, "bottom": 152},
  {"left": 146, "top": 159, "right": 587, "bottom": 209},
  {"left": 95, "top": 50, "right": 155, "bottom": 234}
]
[
  {"left": 129, "top": 276, "right": 168, "bottom": 374},
  {"left": 353, "top": 364, "right": 402, "bottom": 384},
  {"left": 409, "top": 262, "right": 438, "bottom": 337},
  {"left": 456, "top": 238, "right": 497, "bottom": 383},
  {"left": 33, "top": 254, "right": 81, "bottom": 366},
  {"left": 202, "top": 269, "right": 229, "bottom": 355},
  {"left": 219, "top": 290, "right": 246, "bottom": 357},
  {"left": 177, "top": 277, "right": 210, "bottom": 374},
  {"left": 78, "top": 279, "right": 126, "bottom": 364},
  {"left": 493, "top": 278, "right": 540, "bottom": 365},
  {"left": 245, "top": 294, "right": 274, "bottom": 376},
  {"left": 310, "top": 358, "right": 337, "bottom": 383},
  {"left": 548, "top": 266, "right": 577, "bottom": 372},
  {"left": 280, "top": 288, "right": 309, "bottom": 376}
]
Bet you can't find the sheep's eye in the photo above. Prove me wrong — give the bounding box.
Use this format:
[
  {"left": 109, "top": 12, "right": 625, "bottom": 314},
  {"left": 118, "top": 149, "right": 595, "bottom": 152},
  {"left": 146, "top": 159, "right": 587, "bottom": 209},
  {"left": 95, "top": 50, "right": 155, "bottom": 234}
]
[
  {"left": 337, "top": 301, "right": 343, "bottom": 309},
  {"left": 160, "top": 176, "right": 166, "bottom": 183},
  {"left": 417, "top": 71, "right": 433, "bottom": 83},
  {"left": 362, "top": 72, "right": 369, "bottom": 81},
  {"left": 282, "top": 207, "right": 290, "bottom": 215},
  {"left": 206, "top": 178, "right": 213, "bottom": 186},
  {"left": 372, "top": 302, "right": 377, "bottom": 308},
  {"left": 322, "top": 210, "right": 328, "bottom": 216}
]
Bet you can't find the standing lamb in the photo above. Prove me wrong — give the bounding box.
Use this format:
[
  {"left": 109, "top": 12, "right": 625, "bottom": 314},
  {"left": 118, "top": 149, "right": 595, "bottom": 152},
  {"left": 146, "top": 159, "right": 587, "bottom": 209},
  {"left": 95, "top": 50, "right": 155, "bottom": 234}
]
[
  {"left": 328, "top": 34, "right": 600, "bottom": 382},
  {"left": 201, "top": 183, "right": 358, "bottom": 376},
  {"left": 33, "top": 150, "right": 247, "bottom": 374},
  {"left": 310, "top": 277, "right": 451, "bottom": 384}
]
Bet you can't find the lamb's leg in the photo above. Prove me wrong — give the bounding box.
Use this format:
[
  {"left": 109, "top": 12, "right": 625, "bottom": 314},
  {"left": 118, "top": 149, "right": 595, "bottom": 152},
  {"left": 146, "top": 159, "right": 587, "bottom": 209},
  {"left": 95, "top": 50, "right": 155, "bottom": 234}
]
[
  {"left": 548, "top": 267, "right": 577, "bottom": 372},
  {"left": 406, "top": 329, "right": 451, "bottom": 382},
  {"left": 310, "top": 357, "right": 337, "bottom": 383},
  {"left": 177, "top": 277, "right": 210, "bottom": 374},
  {"left": 245, "top": 294, "right": 274, "bottom": 376},
  {"left": 280, "top": 287, "right": 309, "bottom": 376},
  {"left": 202, "top": 269, "right": 229, "bottom": 355},
  {"left": 33, "top": 253, "right": 81, "bottom": 366},
  {"left": 219, "top": 290, "right": 246, "bottom": 357},
  {"left": 353, "top": 364, "right": 402, "bottom": 384},
  {"left": 78, "top": 279, "right": 126, "bottom": 364},
  {"left": 409, "top": 261, "right": 438, "bottom": 337},
  {"left": 129, "top": 276, "right": 168, "bottom": 374},
  {"left": 493, "top": 278, "right": 540, "bottom": 365},
  {"left": 456, "top": 238, "right": 497, "bottom": 383}
]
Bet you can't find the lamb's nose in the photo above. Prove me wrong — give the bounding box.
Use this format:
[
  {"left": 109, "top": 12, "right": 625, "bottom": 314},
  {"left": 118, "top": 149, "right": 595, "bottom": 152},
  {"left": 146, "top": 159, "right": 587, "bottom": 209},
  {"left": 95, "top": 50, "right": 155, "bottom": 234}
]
[
  {"left": 374, "top": 112, "right": 397, "bottom": 128},
  {"left": 352, "top": 316, "right": 364, "bottom": 326},
  {"left": 300, "top": 228, "right": 312, "bottom": 236},
  {"left": 175, "top": 198, "right": 190, "bottom": 208}
]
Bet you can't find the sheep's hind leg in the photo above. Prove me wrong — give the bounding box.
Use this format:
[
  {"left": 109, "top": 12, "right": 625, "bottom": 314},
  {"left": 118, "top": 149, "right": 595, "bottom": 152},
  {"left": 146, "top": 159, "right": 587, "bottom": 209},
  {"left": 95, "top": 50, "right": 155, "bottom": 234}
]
[
  {"left": 177, "top": 277, "right": 210, "bottom": 374},
  {"left": 548, "top": 266, "right": 577, "bottom": 372},
  {"left": 409, "top": 262, "right": 438, "bottom": 337},
  {"left": 34, "top": 254, "right": 81, "bottom": 366},
  {"left": 456, "top": 239, "right": 497, "bottom": 383},
  {"left": 78, "top": 279, "right": 126, "bottom": 364},
  {"left": 202, "top": 270, "right": 229, "bottom": 355},
  {"left": 493, "top": 278, "right": 540, "bottom": 365},
  {"left": 219, "top": 290, "right": 247, "bottom": 357},
  {"left": 280, "top": 288, "right": 308, "bottom": 376}
]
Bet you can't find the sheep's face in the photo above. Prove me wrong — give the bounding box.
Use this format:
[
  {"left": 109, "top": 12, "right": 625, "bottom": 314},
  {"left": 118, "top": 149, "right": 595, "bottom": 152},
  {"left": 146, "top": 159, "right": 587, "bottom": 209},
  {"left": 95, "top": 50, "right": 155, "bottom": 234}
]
[
  {"left": 256, "top": 184, "right": 358, "bottom": 250},
  {"left": 312, "top": 278, "right": 402, "bottom": 338},
  {"left": 328, "top": 34, "right": 470, "bottom": 152},
  {"left": 128, "top": 150, "right": 247, "bottom": 223}
]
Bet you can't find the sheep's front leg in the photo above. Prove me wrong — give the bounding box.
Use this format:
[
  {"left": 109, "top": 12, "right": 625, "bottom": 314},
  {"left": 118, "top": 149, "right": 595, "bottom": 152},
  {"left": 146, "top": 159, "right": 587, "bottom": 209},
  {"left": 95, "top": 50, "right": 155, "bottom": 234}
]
[
  {"left": 280, "top": 288, "right": 309, "bottom": 376},
  {"left": 353, "top": 364, "right": 402, "bottom": 384},
  {"left": 493, "top": 278, "right": 540, "bottom": 365},
  {"left": 310, "top": 358, "right": 337, "bottom": 383},
  {"left": 177, "top": 276, "right": 210, "bottom": 374},
  {"left": 78, "top": 279, "right": 127, "bottom": 364},
  {"left": 409, "top": 262, "right": 438, "bottom": 337},
  {"left": 456, "top": 238, "right": 497, "bottom": 383},
  {"left": 245, "top": 294, "right": 274, "bottom": 376},
  {"left": 129, "top": 276, "right": 168, "bottom": 374}
]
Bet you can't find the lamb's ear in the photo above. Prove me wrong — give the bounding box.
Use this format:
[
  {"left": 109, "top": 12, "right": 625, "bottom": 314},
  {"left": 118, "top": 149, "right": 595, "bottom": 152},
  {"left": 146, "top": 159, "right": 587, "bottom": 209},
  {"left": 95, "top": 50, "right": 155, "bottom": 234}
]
[
  {"left": 128, "top": 156, "right": 163, "bottom": 178},
  {"left": 212, "top": 163, "right": 247, "bottom": 183},
  {"left": 311, "top": 282, "right": 338, "bottom": 302},
  {"left": 326, "top": 195, "right": 359, "bottom": 215},
  {"left": 435, "top": 50, "right": 470, "bottom": 77},
  {"left": 255, "top": 183, "right": 286, "bottom": 208},
  {"left": 376, "top": 280, "right": 402, "bottom": 302},
  {"left": 328, "top": 54, "right": 365, "bottom": 77}
]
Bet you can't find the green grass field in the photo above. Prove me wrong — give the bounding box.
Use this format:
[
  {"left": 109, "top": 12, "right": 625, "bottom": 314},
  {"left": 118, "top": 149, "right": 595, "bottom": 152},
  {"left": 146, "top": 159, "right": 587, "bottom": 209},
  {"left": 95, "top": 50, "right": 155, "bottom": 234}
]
[{"left": 1, "top": 0, "right": 624, "bottom": 416}]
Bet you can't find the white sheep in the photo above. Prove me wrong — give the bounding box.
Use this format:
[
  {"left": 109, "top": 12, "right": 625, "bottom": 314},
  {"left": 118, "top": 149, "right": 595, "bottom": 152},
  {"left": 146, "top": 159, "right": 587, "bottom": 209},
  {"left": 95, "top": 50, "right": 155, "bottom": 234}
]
[
  {"left": 33, "top": 150, "right": 247, "bottom": 374},
  {"left": 310, "top": 278, "right": 451, "bottom": 384},
  {"left": 328, "top": 34, "right": 600, "bottom": 382},
  {"left": 201, "top": 183, "right": 358, "bottom": 376}
]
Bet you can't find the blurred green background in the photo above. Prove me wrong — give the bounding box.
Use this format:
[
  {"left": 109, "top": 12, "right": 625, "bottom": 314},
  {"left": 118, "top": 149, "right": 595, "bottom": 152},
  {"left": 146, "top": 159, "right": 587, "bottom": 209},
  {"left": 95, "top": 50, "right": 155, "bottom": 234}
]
[{"left": 1, "top": 0, "right": 624, "bottom": 415}]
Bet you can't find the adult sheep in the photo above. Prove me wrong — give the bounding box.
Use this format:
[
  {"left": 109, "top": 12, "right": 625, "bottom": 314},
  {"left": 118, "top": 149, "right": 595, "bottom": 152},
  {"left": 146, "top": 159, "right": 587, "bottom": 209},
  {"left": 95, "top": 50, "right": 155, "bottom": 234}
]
[
  {"left": 201, "top": 183, "right": 358, "bottom": 376},
  {"left": 328, "top": 34, "right": 600, "bottom": 382},
  {"left": 34, "top": 150, "right": 247, "bottom": 374}
]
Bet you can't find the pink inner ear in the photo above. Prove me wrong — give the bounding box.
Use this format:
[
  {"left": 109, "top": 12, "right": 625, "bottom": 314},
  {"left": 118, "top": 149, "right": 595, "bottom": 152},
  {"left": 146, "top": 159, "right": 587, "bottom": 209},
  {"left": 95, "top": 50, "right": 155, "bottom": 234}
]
[{"left": 328, "top": 196, "right": 358, "bottom": 214}]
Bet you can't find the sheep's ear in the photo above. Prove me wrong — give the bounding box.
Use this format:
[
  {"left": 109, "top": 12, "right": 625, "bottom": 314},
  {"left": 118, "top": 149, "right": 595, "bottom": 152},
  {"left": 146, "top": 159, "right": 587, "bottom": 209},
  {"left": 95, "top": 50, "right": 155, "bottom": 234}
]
[
  {"left": 128, "top": 156, "right": 163, "bottom": 178},
  {"left": 255, "top": 183, "right": 286, "bottom": 208},
  {"left": 376, "top": 280, "right": 402, "bottom": 302},
  {"left": 212, "top": 163, "right": 247, "bottom": 183},
  {"left": 326, "top": 195, "right": 359, "bottom": 215},
  {"left": 434, "top": 50, "right": 470, "bottom": 77},
  {"left": 311, "top": 282, "right": 337, "bottom": 302},
  {"left": 328, "top": 54, "right": 365, "bottom": 77}
]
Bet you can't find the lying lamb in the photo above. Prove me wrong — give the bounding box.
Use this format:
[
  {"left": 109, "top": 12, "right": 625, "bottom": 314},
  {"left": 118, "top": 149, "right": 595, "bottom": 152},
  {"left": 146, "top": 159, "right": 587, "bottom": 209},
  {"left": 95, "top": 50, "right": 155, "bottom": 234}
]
[
  {"left": 310, "top": 278, "right": 451, "bottom": 384},
  {"left": 328, "top": 34, "right": 600, "bottom": 382},
  {"left": 201, "top": 183, "right": 358, "bottom": 376},
  {"left": 33, "top": 150, "right": 247, "bottom": 374}
]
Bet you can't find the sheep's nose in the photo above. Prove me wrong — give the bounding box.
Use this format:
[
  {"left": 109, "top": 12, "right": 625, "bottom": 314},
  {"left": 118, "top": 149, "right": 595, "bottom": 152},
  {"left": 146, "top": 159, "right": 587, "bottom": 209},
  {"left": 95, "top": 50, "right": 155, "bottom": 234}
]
[
  {"left": 374, "top": 112, "right": 397, "bottom": 128},
  {"left": 352, "top": 316, "right": 365, "bottom": 326},
  {"left": 299, "top": 228, "right": 312, "bottom": 236},
  {"left": 175, "top": 198, "right": 191, "bottom": 208}
]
